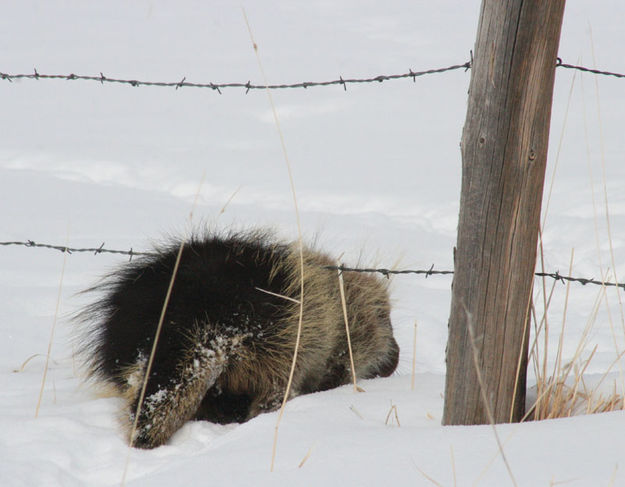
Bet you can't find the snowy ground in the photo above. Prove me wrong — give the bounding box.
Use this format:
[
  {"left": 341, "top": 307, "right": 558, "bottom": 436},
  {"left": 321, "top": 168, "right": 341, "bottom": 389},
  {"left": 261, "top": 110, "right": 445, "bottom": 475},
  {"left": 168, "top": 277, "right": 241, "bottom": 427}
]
[{"left": 2, "top": 1, "right": 625, "bottom": 485}]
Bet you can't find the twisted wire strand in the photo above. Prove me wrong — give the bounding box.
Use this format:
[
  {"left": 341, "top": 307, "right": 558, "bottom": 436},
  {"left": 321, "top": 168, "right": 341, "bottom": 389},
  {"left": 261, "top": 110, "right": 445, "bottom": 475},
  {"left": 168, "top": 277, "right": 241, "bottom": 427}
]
[{"left": 2, "top": 240, "right": 623, "bottom": 289}]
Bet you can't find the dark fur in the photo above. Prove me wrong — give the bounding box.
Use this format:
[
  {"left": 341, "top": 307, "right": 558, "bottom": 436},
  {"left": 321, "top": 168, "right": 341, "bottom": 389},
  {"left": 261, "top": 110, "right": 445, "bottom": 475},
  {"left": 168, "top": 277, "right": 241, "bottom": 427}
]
[{"left": 77, "top": 231, "right": 399, "bottom": 448}]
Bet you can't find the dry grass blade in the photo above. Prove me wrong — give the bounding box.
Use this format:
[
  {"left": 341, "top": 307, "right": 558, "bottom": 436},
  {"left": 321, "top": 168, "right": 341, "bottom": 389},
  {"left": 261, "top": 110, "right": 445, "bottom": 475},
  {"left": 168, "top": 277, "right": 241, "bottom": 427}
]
[
  {"left": 120, "top": 174, "right": 205, "bottom": 486},
  {"left": 528, "top": 226, "right": 561, "bottom": 420},
  {"left": 120, "top": 244, "right": 186, "bottom": 485},
  {"left": 411, "top": 321, "right": 418, "bottom": 391},
  {"left": 541, "top": 58, "right": 578, "bottom": 231},
  {"left": 14, "top": 354, "right": 45, "bottom": 373},
  {"left": 548, "top": 477, "right": 581, "bottom": 486},
  {"left": 587, "top": 349, "right": 625, "bottom": 401},
  {"left": 413, "top": 462, "right": 445, "bottom": 487},
  {"left": 126, "top": 244, "right": 186, "bottom": 437},
  {"left": 337, "top": 264, "right": 359, "bottom": 392},
  {"left": 241, "top": 9, "right": 306, "bottom": 473},
  {"left": 579, "top": 57, "right": 625, "bottom": 405},
  {"left": 544, "top": 249, "right": 575, "bottom": 419},
  {"left": 608, "top": 464, "right": 618, "bottom": 487},
  {"left": 349, "top": 405, "right": 364, "bottom": 420},
  {"left": 450, "top": 444, "right": 457, "bottom": 487},
  {"left": 464, "top": 305, "right": 518, "bottom": 487},
  {"left": 219, "top": 186, "right": 241, "bottom": 215},
  {"left": 254, "top": 286, "right": 301, "bottom": 305},
  {"left": 553, "top": 250, "right": 575, "bottom": 379},
  {"left": 298, "top": 444, "right": 315, "bottom": 468},
  {"left": 472, "top": 428, "right": 521, "bottom": 485},
  {"left": 35, "top": 233, "right": 69, "bottom": 418},
  {"left": 510, "top": 279, "right": 533, "bottom": 423},
  {"left": 384, "top": 402, "right": 400, "bottom": 427},
  {"left": 589, "top": 26, "right": 625, "bottom": 341},
  {"left": 537, "top": 228, "right": 551, "bottom": 419}
]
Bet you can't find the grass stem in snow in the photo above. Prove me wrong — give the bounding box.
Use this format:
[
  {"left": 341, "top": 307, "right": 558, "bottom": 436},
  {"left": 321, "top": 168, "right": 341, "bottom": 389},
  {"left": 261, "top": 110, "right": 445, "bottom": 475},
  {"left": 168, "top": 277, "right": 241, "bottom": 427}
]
[
  {"left": 35, "top": 230, "right": 68, "bottom": 418},
  {"left": 241, "top": 8, "right": 306, "bottom": 473}
]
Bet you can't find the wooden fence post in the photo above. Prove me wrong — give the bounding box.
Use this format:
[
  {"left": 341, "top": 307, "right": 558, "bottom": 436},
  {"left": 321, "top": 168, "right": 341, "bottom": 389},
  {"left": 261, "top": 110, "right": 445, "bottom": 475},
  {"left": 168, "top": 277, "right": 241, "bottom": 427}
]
[{"left": 443, "top": 0, "right": 566, "bottom": 425}]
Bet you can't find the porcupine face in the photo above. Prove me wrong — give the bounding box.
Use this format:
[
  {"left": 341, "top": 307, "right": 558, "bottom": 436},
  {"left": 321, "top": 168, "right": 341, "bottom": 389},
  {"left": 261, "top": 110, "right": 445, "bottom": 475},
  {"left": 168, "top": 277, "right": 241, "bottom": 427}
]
[
  {"left": 376, "top": 320, "right": 400, "bottom": 378},
  {"left": 346, "top": 271, "right": 399, "bottom": 380}
]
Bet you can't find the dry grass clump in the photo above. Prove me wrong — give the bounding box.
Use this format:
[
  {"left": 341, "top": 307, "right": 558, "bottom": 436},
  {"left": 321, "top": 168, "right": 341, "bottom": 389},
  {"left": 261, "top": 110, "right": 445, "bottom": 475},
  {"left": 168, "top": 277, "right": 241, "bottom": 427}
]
[
  {"left": 527, "top": 351, "right": 624, "bottom": 421},
  {"left": 526, "top": 248, "right": 625, "bottom": 421}
]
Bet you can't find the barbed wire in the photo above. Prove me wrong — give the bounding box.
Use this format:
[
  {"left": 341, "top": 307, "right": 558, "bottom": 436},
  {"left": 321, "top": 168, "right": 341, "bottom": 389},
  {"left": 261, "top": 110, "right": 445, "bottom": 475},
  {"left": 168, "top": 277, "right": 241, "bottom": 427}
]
[
  {"left": 556, "top": 58, "right": 625, "bottom": 79},
  {"left": 0, "top": 240, "right": 152, "bottom": 261},
  {"left": 2, "top": 240, "right": 623, "bottom": 289},
  {"left": 1, "top": 59, "right": 623, "bottom": 93},
  {"left": 327, "top": 264, "right": 454, "bottom": 278},
  {"left": 0, "top": 62, "right": 471, "bottom": 92}
]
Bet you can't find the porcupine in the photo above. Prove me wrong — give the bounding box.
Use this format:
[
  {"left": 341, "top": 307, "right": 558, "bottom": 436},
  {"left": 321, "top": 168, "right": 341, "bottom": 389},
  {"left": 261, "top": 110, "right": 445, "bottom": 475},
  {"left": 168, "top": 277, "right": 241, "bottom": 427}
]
[{"left": 77, "top": 230, "right": 399, "bottom": 448}]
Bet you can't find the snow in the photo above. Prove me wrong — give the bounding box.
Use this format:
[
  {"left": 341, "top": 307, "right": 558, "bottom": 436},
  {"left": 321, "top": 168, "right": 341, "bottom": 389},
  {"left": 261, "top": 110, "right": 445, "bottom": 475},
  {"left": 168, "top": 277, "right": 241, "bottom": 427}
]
[{"left": 2, "top": 1, "right": 625, "bottom": 485}]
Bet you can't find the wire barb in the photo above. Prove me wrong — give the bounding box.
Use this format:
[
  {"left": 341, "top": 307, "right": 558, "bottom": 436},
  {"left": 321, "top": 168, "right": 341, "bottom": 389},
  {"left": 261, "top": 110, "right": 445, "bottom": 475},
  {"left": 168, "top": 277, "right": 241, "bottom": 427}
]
[{"left": 94, "top": 242, "right": 105, "bottom": 255}]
